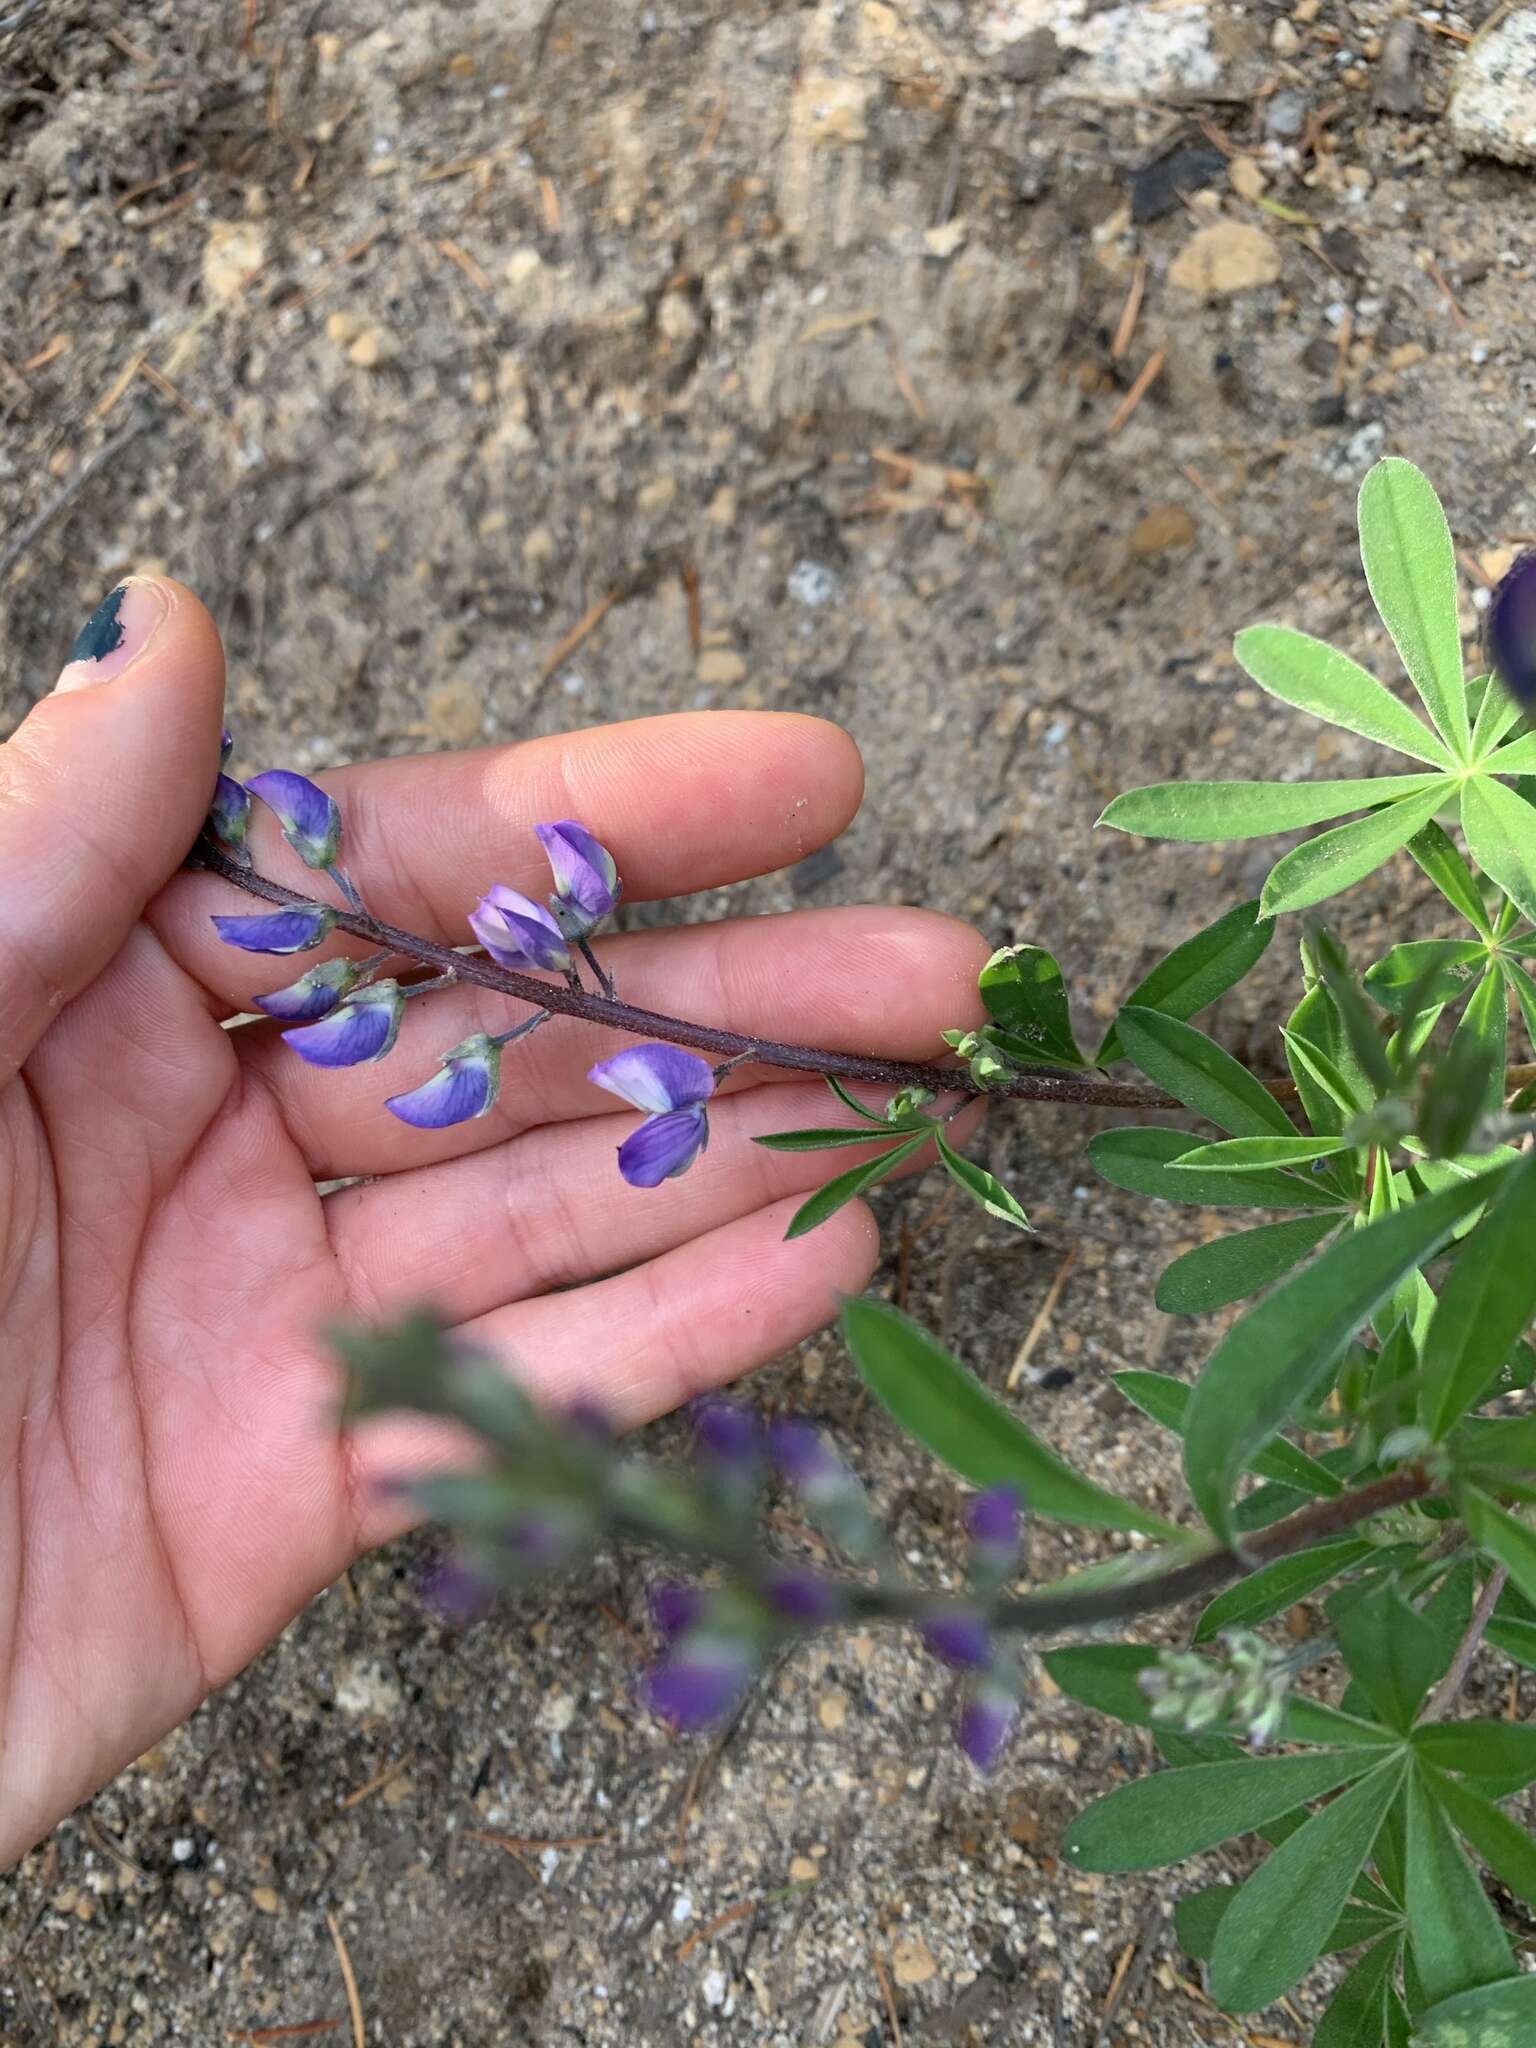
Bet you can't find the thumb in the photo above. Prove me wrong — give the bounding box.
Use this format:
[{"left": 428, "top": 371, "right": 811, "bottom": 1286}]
[{"left": 0, "top": 576, "right": 226, "bottom": 1081}]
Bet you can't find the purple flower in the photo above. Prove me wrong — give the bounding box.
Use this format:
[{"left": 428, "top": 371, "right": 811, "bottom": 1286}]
[
  {"left": 693, "top": 1397, "right": 761, "bottom": 1466},
  {"left": 761, "top": 1567, "right": 843, "bottom": 1626},
  {"left": 469, "top": 884, "right": 573, "bottom": 974},
  {"left": 1489, "top": 550, "right": 1536, "bottom": 706},
  {"left": 209, "top": 773, "right": 250, "bottom": 853},
  {"left": 247, "top": 768, "right": 342, "bottom": 870},
  {"left": 588, "top": 1045, "right": 715, "bottom": 1188},
  {"left": 650, "top": 1582, "right": 703, "bottom": 1643},
  {"left": 282, "top": 980, "right": 404, "bottom": 1067},
  {"left": 968, "top": 1487, "right": 1022, "bottom": 1552},
  {"left": 385, "top": 1032, "right": 502, "bottom": 1129},
  {"left": 212, "top": 903, "right": 336, "bottom": 954},
  {"left": 220, "top": 728, "right": 234, "bottom": 767},
  {"left": 252, "top": 958, "right": 363, "bottom": 1022},
  {"left": 767, "top": 1419, "right": 843, "bottom": 1491},
  {"left": 956, "top": 1667, "right": 1021, "bottom": 1773},
  {"left": 643, "top": 1635, "right": 755, "bottom": 1731},
  {"left": 922, "top": 1610, "right": 992, "bottom": 1670},
  {"left": 535, "top": 820, "right": 621, "bottom": 938},
  {"left": 422, "top": 1556, "right": 493, "bottom": 1626}
]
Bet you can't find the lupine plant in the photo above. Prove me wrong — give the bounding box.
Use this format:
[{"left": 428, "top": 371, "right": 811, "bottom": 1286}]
[{"left": 197, "top": 460, "right": 1536, "bottom": 2043}]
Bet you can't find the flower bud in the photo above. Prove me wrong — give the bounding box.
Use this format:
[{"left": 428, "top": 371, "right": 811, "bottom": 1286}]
[
  {"left": 885, "top": 1086, "right": 935, "bottom": 1122},
  {"left": 252, "top": 957, "right": 363, "bottom": 1022},
  {"left": 643, "top": 1629, "right": 757, "bottom": 1731},
  {"left": 535, "top": 820, "right": 621, "bottom": 939},
  {"left": 246, "top": 769, "right": 343, "bottom": 870},
  {"left": 767, "top": 1420, "right": 880, "bottom": 1562},
  {"left": 693, "top": 1397, "right": 762, "bottom": 1471},
  {"left": 282, "top": 979, "right": 404, "bottom": 1067},
  {"left": 469, "top": 884, "right": 573, "bottom": 974},
  {"left": 208, "top": 773, "right": 251, "bottom": 855},
  {"left": 956, "top": 1661, "right": 1022, "bottom": 1772},
  {"left": 922, "top": 1609, "right": 993, "bottom": 1670},
  {"left": 650, "top": 1582, "right": 703, "bottom": 1644},
  {"left": 385, "top": 1032, "right": 502, "bottom": 1128},
  {"left": 212, "top": 902, "right": 337, "bottom": 954},
  {"left": 220, "top": 727, "right": 235, "bottom": 768}
]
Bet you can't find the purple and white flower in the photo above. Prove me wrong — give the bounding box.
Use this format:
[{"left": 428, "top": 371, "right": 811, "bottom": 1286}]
[
  {"left": 469, "top": 883, "right": 574, "bottom": 975},
  {"left": 246, "top": 768, "right": 342, "bottom": 870},
  {"left": 252, "top": 957, "right": 363, "bottom": 1022},
  {"left": 587, "top": 1044, "right": 715, "bottom": 1187},
  {"left": 535, "top": 820, "right": 621, "bottom": 939},
  {"left": 208, "top": 773, "right": 250, "bottom": 854},
  {"left": 956, "top": 1663, "right": 1022, "bottom": 1773},
  {"left": 386, "top": 1032, "right": 502, "bottom": 1129},
  {"left": 921, "top": 1609, "right": 992, "bottom": 1670},
  {"left": 212, "top": 902, "right": 336, "bottom": 954},
  {"left": 282, "top": 979, "right": 404, "bottom": 1067},
  {"left": 643, "top": 1631, "right": 756, "bottom": 1731}
]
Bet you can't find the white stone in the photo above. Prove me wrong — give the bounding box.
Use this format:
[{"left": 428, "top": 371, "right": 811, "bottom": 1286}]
[{"left": 1448, "top": 10, "right": 1536, "bottom": 166}]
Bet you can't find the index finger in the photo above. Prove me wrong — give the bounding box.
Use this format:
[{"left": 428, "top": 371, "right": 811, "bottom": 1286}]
[{"left": 149, "top": 711, "right": 864, "bottom": 1010}]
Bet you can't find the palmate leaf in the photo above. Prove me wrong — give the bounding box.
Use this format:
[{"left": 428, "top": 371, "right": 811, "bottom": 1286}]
[
  {"left": 1313, "top": 1935, "right": 1402, "bottom": 2048},
  {"left": 1193, "top": 1537, "right": 1375, "bottom": 1641},
  {"left": 1208, "top": 1754, "right": 1407, "bottom": 2012},
  {"left": 1363, "top": 939, "right": 1488, "bottom": 1016},
  {"left": 1114, "top": 1009, "right": 1296, "bottom": 1139},
  {"left": 783, "top": 1134, "right": 928, "bottom": 1240},
  {"left": 1112, "top": 1367, "right": 1343, "bottom": 1495},
  {"left": 1487, "top": 728, "right": 1536, "bottom": 774}
]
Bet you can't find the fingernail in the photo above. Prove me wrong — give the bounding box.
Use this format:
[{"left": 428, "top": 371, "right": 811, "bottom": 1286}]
[{"left": 55, "top": 579, "right": 168, "bottom": 693}]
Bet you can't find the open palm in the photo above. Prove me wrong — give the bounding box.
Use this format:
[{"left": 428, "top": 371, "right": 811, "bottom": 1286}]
[{"left": 0, "top": 579, "right": 985, "bottom": 1863}]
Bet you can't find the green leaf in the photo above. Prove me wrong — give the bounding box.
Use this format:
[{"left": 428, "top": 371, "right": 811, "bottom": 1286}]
[
  {"left": 1155, "top": 1213, "right": 1340, "bottom": 1315},
  {"left": 978, "top": 945, "right": 1084, "bottom": 1067},
  {"left": 841, "top": 1298, "right": 1174, "bottom": 1534},
  {"left": 1504, "top": 957, "right": 1536, "bottom": 1052},
  {"left": 1486, "top": 1613, "right": 1536, "bottom": 1669},
  {"left": 1039, "top": 1642, "right": 1160, "bottom": 1725},
  {"left": 1413, "top": 1722, "right": 1536, "bottom": 1782},
  {"left": 1062, "top": 1751, "right": 1377, "bottom": 1874},
  {"left": 1314, "top": 1936, "right": 1402, "bottom": 2048},
  {"left": 1471, "top": 674, "right": 1529, "bottom": 761},
  {"left": 1287, "top": 986, "right": 1375, "bottom": 1135},
  {"left": 1462, "top": 774, "right": 1536, "bottom": 926},
  {"left": 1096, "top": 900, "right": 1275, "bottom": 1065},
  {"left": 1333, "top": 1582, "right": 1443, "bottom": 1733},
  {"left": 1174, "top": 1885, "right": 1236, "bottom": 1962},
  {"left": 755, "top": 1125, "right": 930, "bottom": 1152},
  {"left": 1365, "top": 940, "right": 1489, "bottom": 1017},
  {"left": 1099, "top": 774, "right": 1446, "bottom": 844},
  {"left": 1420, "top": 1154, "right": 1536, "bottom": 1437},
  {"left": 1089, "top": 1126, "right": 1345, "bottom": 1211},
  {"left": 824, "top": 1076, "right": 891, "bottom": 1124},
  {"left": 1487, "top": 728, "right": 1536, "bottom": 775},
  {"left": 1184, "top": 1171, "right": 1503, "bottom": 1541},
  {"left": 1115, "top": 1008, "right": 1297, "bottom": 1139},
  {"left": 1170, "top": 1134, "right": 1347, "bottom": 1174},
  {"left": 1261, "top": 784, "right": 1451, "bottom": 919},
  {"left": 783, "top": 1135, "right": 927, "bottom": 1240},
  {"left": 1421, "top": 1559, "right": 1476, "bottom": 1684},
  {"left": 1412, "top": 1976, "right": 1536, "bottom": 2046},
  {"left": 1235, "top": 623, "right": 1456, "bottom": 767},
  {"left": 1357, "top": 457, "right": 1470, "bottom": 760},
  {"left": 1463, "top": 1490, "right": 1536, "bottom": 1610},
  {"left": 1311, "top": 922, "right": 1401, "bottom": 1098},
  {"left": 1408, "top": 819, "right": 1494, "bottom": 937},
  {"left": 1404, "top": 1763, "right": 1515, "bottom": 2007},
  {"left": 1208, "top": 1754, "right": 1407, "bottom": 2012},
  {"left": 934, "top": 1134, "right": 1030, "bottom": 1231},
  {"left": 1194, "top": 1538, "right": 1376, "bottom": 1641},
  {"left": 1112, "top": 1368, "right": 1344, "bottom": 1495},
  {"left": 1449, "top": 968, "right": 1510, "bottom": 1124},
  {"left": 1420, "top": 1764, "right": 1536, "bottom": 1911}
]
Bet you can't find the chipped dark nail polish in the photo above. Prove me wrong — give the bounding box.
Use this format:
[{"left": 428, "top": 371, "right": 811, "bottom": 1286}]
[{"left": 69, "top": 585, "right": 129, "bottom": 666}]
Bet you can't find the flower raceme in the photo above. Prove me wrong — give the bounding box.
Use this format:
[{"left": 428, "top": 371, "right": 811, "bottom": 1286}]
[{"left": 587, "top": 1044, "right": 716, "bottom": 1187}]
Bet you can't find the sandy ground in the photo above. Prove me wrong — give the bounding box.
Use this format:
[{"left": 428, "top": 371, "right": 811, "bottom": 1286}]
[{"left": 3, "top": 0, "right": 1534, "bottom": 2040}]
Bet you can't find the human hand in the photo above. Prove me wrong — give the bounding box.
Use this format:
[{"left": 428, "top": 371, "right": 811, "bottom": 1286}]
[{"left": 0, "top": 578, "right": 986, "bottom": 1863}]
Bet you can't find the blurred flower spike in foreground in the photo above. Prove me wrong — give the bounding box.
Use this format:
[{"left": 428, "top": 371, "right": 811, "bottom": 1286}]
[{"left": 337, "top": 1310, "right": 1032, "bottom": 1775}]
